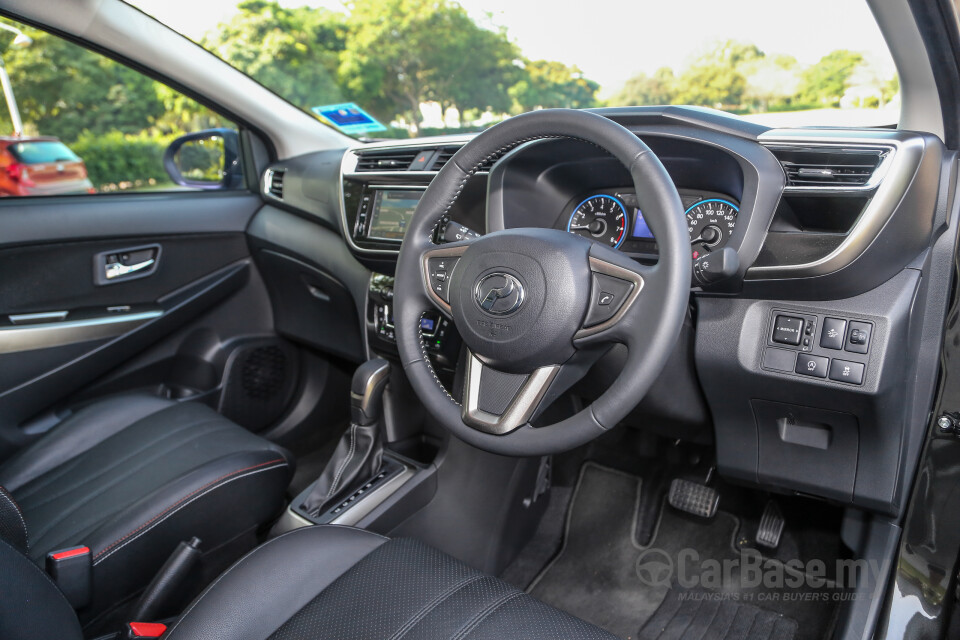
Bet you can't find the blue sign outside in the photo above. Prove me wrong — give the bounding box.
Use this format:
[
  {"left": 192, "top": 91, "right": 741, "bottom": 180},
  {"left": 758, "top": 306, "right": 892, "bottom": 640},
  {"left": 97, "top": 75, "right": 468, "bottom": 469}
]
[{"left": 312, "top": 103, "right": 387, "bottom": 135}]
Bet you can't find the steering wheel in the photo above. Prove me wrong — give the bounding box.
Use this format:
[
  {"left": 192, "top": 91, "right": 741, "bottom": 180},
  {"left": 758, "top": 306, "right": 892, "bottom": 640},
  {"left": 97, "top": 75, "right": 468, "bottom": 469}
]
[{"left": 394, "top": 109, "right": 691, "bottom": 456}]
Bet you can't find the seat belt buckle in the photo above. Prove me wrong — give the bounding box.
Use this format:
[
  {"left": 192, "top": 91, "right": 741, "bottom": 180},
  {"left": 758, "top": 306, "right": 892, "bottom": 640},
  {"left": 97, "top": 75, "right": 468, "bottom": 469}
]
[
  {"left": 127, "top": 621, "right": 168, "bottom": 638},
  {"left": 45, "top": 545, "right": 92, "bottom": 608}
]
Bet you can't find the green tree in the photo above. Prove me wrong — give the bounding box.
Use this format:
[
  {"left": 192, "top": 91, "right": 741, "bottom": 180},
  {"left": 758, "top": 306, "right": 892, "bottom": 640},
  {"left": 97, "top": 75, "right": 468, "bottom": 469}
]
[
  {"left": 672, "top": 41, "right": 763, "bottom": 109},
  {"left": 340, "top": 0, "right": 519, "bottom": 133},
  {"left": 203, "top": 1, "right": 347, "bottom": 111},
  {"left": 609, "top": 67, "right": 676, "bottom": 107},
  {"left": 796, "top": 50, "right": 864, "bottom": 107},
  {"left": 0, "top": 20, "right": 165, "bottom": 140},
  {"left": 509, "top": 60, "right": 599, "bottom": 111}
]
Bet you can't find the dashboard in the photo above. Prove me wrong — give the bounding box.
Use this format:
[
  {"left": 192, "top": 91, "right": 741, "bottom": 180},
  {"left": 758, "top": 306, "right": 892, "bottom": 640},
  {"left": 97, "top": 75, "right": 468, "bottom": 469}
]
[{"left": 256, "top": 106, "right": 949, "bottom": 520}]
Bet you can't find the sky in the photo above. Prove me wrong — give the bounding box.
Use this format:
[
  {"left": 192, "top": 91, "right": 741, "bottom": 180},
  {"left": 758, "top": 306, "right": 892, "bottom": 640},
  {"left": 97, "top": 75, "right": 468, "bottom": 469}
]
[{"left": 132, "top": 0, "right": 897, "bottom": 98}]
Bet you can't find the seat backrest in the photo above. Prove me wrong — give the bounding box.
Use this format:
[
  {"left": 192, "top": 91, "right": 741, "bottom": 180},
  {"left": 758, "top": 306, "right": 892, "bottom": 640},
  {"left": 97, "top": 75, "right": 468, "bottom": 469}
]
[
  {"left": 0, "top": 485, "right": 28, "bottom": 553},
  {"left": 0, "top": 537, "right": 82, "bottom": 640}
]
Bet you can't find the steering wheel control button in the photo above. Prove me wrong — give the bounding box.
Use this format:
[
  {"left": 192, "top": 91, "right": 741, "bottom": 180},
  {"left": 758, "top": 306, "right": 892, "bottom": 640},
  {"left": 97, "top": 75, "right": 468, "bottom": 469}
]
[
  {"left": 584, "top": 273, "right": 634, "bottom": 327},
  {"left": 820, "top": 318, "right": 847, "bottom": 350},
  {"left": 795, "top": 353, "right": 829, "bottom": 378},
  {"left": 828, "top": 359, "right": 865, "bottom": 385},
  {"left": 475, "top": 272, "right": 525, "bottom": 316},
  {"left": 772, "top": 315, "right": 804, "bottom": 346},
  {"left": 427, "top": 257, "right": 459, "bottom": 302},
  {"left": 845, "top": 321, "right": 872, "bottom": 354}
]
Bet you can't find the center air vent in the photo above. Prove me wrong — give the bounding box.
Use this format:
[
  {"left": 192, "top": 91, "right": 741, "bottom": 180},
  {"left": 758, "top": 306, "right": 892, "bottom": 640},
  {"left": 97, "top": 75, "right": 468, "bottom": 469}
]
[
  {"left": 770, "top": 146, "right": 889, "bottom": 188},
  {"left": 431, "top": 146, "right": 498, "bottom": 173},
  {"left": 266, "top": 168, "right": 285, "bottom": 198},
  {"left": 355, "top": 149, "right": 421, "bottom": 171}
]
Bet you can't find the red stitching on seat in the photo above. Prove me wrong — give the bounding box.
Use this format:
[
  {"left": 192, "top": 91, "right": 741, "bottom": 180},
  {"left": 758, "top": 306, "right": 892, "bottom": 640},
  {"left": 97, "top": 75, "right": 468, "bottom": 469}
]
[{"left": 93, "top": 458, "right": 286, "bottom": 560}]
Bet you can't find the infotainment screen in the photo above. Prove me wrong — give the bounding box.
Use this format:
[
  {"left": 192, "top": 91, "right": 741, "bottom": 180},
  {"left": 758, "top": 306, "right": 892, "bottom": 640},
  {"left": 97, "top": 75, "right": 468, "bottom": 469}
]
[{"left": 367, "top": 190, "right": 423, "bottom": 241}]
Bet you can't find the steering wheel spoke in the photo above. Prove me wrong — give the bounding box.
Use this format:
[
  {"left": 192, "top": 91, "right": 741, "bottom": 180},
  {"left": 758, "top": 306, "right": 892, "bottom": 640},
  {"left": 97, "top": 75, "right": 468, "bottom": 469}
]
[
  {"left": 573, "top": 254, "right": 648, "bottom": 344},
  {"left": 421, "top": 242, "right": 472, "bottom": 316},
  {"left": 461, "top": 351, "right": 560, "bottom": 435}
]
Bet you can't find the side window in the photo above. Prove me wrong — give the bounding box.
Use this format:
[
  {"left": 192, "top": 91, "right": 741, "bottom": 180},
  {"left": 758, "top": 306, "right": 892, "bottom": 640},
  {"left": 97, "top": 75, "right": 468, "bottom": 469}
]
[{"left": 0, "top": 18, "right": 243, "bottom": 197}]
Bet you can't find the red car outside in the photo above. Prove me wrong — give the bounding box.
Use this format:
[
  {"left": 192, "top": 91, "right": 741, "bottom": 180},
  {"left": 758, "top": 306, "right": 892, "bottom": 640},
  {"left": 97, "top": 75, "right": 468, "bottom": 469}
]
[{"left": 0, "top": 136, "right": 95, "bottom": 196}]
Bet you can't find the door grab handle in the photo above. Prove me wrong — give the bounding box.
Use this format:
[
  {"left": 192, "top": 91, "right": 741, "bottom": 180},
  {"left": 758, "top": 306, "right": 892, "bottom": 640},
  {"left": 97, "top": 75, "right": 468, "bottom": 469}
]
[{"left": 105, "top": 258, "right": 155, "bottom": 280}]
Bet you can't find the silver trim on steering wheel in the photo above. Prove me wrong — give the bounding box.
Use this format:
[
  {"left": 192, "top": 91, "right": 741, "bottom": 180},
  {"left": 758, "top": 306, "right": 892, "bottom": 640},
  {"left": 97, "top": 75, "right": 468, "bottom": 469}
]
[{"left": 462, "top": 351, "right": 560, "bottom": 435}]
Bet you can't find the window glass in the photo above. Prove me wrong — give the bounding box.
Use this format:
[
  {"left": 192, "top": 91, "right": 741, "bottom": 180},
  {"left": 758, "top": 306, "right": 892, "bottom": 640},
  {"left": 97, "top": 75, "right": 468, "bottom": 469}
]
[
  {"left": 0, "top": 17, "right": 242, "bottom": 197},
  {"left": 131, "top": 0, "right": 898, "bottom": 139}
]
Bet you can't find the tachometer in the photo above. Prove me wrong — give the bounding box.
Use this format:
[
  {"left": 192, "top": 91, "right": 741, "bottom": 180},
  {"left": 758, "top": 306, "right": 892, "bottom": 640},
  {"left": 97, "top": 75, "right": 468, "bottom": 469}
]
[
  {"left": 567, "top": 195, "right": 627, "bottom": 248},
  {"left": 686, "top": 199, "right": 738, "bottom": 253}
]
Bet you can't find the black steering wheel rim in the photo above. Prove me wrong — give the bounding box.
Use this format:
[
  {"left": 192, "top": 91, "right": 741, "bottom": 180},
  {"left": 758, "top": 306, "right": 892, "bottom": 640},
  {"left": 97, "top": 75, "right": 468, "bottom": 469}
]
[{"left": 394, "top": 109, "right": 691, "bottom": 456}]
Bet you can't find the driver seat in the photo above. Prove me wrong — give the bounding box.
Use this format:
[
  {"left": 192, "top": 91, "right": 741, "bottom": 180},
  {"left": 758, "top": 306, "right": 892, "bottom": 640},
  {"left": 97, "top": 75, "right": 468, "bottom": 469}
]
[{"left": 3, "top": 524, "right": 618, "bottom": 640}]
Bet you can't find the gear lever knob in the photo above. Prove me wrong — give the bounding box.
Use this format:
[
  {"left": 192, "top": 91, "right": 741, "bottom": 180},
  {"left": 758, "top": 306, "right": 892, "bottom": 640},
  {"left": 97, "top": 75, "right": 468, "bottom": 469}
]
[{"left": 350, "top": 359, "right": 391, "bottom": 426}]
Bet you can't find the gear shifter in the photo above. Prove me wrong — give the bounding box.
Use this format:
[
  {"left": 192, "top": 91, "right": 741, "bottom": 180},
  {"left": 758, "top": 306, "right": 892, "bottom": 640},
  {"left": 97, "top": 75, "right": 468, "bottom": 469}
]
[{"left": 301, "top": 359, "right": 390, "bottom": 517}]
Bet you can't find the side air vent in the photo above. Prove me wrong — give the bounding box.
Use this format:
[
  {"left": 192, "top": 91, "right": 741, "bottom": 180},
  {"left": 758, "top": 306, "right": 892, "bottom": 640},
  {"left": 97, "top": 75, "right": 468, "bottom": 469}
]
[
  {"left": 266, "top": 168, "right": 285, "bottom": 199},
  {"left": 431, "top": 146, "right": 498, "bottom": 173},
  {"left": 355, "top": 149, "right": 421, "bottom": 171},
  {"left": 770, "top": 146, "right": 889, "bottom": 188}
]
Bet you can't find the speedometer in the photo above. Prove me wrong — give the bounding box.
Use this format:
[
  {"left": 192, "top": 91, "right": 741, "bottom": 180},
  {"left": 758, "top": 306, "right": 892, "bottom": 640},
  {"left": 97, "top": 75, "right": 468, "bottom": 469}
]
[
  {"left": 686, "top": 199, "right": 738, "bottom": 253},
  {"left": 567, "top": 195, "right": 627, "bottom": 248}
]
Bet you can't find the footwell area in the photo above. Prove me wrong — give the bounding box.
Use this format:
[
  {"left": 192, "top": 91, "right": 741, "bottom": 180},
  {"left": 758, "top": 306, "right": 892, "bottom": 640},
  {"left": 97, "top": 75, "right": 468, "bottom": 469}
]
[
  {"left": 522, "top": 463, "right": 839, "bottom": 640},
  {"left": 639, "top": 587, "right": 797, "bottom": 640}
]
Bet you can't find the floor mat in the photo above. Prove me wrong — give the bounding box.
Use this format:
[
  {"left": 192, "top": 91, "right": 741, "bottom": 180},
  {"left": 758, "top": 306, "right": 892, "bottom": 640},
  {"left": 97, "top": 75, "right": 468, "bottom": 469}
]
[
  {"left": 639, "top": 587, "right": 797, "bottom": 640},
  {"left": 527, "top": 463, "right": 839, "bottom": 640},
  {"left": 500, "top": 485, "right": 573, "bottom": 588}
]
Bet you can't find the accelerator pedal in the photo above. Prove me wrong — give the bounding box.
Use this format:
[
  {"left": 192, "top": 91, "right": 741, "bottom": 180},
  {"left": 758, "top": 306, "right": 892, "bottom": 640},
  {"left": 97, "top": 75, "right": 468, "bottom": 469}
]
[
  {"left": 756, "top": 500, "right": 786, "bottom": 549},
  {"left": 667, "top": 478, "right": 719, "bottom": 518}
]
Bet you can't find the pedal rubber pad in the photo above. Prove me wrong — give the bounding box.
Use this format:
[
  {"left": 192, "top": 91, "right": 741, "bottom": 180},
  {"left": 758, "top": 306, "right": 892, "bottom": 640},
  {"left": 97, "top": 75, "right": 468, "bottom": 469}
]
[
  {"left": 667, "top": 478, "right": 719, "bottom": 518},
  {"left": 756, "top": 500, "right": 785, "bottom": 549}
]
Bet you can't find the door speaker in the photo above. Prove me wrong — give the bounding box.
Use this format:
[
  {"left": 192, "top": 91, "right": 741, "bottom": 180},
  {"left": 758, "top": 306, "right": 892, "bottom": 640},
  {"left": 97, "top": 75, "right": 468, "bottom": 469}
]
[{"left": 220, "top": 340, "right": 298, "bottom": 431}]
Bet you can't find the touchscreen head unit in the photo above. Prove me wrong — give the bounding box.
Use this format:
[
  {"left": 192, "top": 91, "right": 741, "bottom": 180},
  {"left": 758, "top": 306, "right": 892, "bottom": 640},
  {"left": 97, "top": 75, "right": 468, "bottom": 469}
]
[{"left": 366, "top": 189, "right": 424, "bottom": 241}]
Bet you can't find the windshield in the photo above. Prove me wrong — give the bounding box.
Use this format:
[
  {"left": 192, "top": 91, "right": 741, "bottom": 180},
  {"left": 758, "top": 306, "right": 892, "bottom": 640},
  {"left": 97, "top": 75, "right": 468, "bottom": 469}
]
[{"left": 130, "top": 0, "right": 899, "bottom": 138}]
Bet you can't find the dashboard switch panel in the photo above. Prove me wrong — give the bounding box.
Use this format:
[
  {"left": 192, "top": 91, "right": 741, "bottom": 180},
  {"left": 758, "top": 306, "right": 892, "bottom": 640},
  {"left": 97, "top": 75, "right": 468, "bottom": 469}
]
[
  {"left": 820, "top": 317, "right": 847, "bottom": 350},
  {"left": 795, "top": 353, "right": 829, "bottom": 378},
  {"left": 772, "top": 315, "right": 804, "bottom": 346},
  {"left": 845, "top": 321, "right": 872, "bottom": 354},
  {"left": 828, "top": 359, "right": 865, "bottom": 385},
  {"left": 762, "top": 347, "right": 797, "bottom": 373}
]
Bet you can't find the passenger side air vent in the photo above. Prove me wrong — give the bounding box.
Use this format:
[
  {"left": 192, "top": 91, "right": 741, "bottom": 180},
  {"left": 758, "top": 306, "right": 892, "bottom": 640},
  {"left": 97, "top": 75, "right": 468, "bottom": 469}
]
[
  {"left": 266, "top": 168, "right": 285, "bottom": 199},
  {"left": 770, "top": 146, "right": 888, "bottom": 188},
  {"left": 355, "top": 149, "right": 421, "bottom": 171},
  {"left": 431, "top": 146, "right": 498, "bottom": 173}
]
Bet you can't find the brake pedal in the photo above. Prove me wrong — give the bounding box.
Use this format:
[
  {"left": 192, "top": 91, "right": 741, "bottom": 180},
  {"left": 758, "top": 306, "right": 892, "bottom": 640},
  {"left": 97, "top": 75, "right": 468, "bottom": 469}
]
[
  {"left": 667, "top": 478, "right": 719, "bottom": 518},
  {"left": 756, "top": 500, "right": 785, "bottom": 549}
]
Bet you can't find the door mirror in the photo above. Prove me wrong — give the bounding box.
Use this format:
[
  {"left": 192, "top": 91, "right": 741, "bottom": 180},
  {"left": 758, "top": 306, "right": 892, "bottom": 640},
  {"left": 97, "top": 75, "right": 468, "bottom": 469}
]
[{"left": 163, "top": 128, "right": 242, "bottom": 190}]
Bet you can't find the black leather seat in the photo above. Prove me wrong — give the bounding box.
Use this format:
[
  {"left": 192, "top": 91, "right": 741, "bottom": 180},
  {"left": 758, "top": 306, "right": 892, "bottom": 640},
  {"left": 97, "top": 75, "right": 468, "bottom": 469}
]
[
  {"left": 0, "top": 393, "right": 293, "bottom": 625},
  {"left": 1, "top": 524, "right": 618, "bottom": 640}
]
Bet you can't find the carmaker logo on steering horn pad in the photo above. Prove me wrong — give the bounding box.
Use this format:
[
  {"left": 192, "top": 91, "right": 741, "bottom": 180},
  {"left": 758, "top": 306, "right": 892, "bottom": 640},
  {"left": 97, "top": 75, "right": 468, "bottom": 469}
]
[{"left": 475, "top": 272, "right": 524, "bottom": 316}]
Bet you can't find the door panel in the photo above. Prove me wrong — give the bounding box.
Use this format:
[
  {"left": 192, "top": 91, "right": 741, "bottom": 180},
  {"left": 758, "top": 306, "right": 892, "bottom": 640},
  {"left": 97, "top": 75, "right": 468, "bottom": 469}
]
[
  {"left": 0, "top": 233, "right": 248, "bottom": 313},
  {"left": 0, "top": 192, "right": 259, "bottom": 248},
  {"left": 0, "top": 193, "right": 268, "bottom": 459}
]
